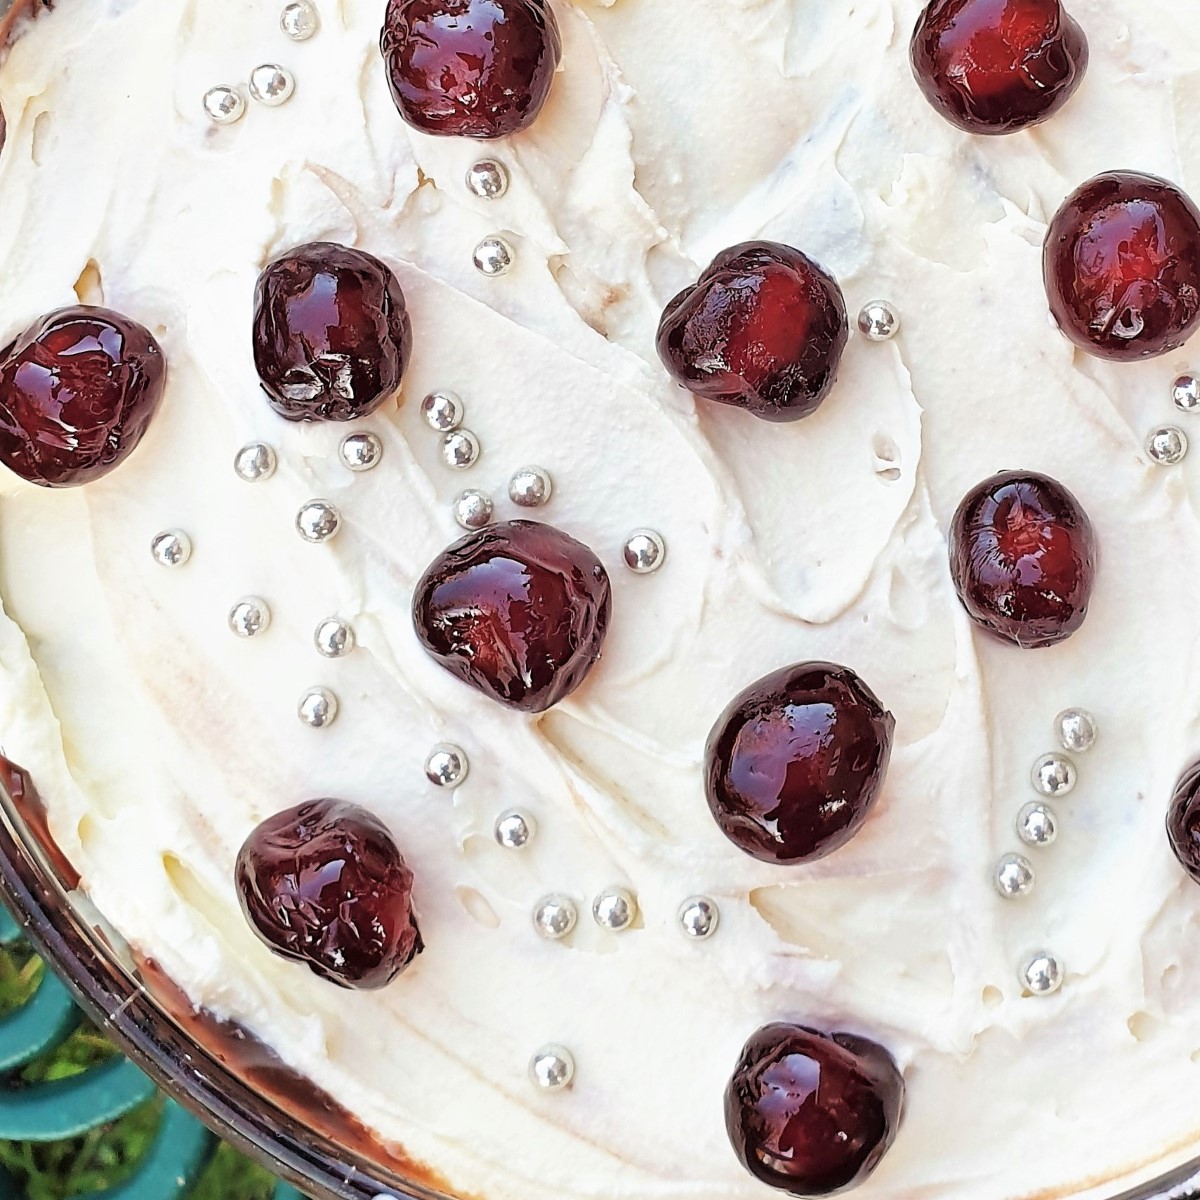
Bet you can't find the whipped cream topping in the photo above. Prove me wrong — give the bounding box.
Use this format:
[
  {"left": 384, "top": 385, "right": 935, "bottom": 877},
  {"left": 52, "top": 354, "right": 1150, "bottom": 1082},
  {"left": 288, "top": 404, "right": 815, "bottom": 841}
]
[{"left": 1, "top": 1, "right": 1200, "bottom": 1198}]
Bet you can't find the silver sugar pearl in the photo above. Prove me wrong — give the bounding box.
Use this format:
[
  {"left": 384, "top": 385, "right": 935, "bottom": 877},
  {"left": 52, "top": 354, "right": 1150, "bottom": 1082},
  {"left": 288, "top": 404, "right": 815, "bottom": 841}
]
[
  {"left": 339, "top": 432, "right": 383, "bottom": 473},
  {"left": 454, "top": 489, "right": 494, "bottom": 531},
  {"left": 993, "top": 852, "right": 1035, "bottom": 899},
  {"left": 203, "top": 85, "right": 246, "bottom": 126},
  {"left": 234, "top": 441, "right": 277, "bottom": 482},
  {"left": 1147, "top": 425, "right": 1188, "bottom": 466},
  {"left": 494, "top": 810, "right": 536, "bottom": 850},
  {"left": 228, "top": 597, "right": 271, "bottom": 639},
  {"left": 857, "top": 300, "right": 900, "bottom": 342},
  {"left": 297, "top": 686, "right": 338, "bottom": 729},
  {"left": 421, "top": 390, "right": 464, "bottom": 433},
  {"left": 678, "top": 896, "right": 719, "bottom": 940},
  {"left": 1055, "top": 708, "right": 1097, "bottom": 754},
  {"left": 1020, "top": 951, "right": 1064, "bottom": 997},
  {"left": 296, "top": 499, "right": 341, "bottom": 543},
  {"left": 592, "top": 887, "right": 637, "bottom": 932},
  {"left": 1031, "top": 752, "right": 1076, "bottom": 798},
  {"left": 314, "top": 617, "right": 355, "bottom": 658},
  {"left": 425, "top": 743, "right": 468, "bottom": 788},
  {"left": 1173, "top": 374, "right": 1200, "bottom": 414},
  {"left": 622, "top": 529, "right": 666, "bottom": 574},
  {"left": 1017, "top": 801, "right": 1059, "bottom": 848},
  {"left": 473, "top": 236, "right": 513, "bottom": 277},
  {"left": 441, "top": 429, "right": 481, "bottom": 470},
  {"left": 280, "top": 0, "right": 320, "bottom": 40},
  {"left": 508, "top": 466, "right": 553, "bottom": 508},
  {"left": 529, "top": 1045, "right": 574, "bottom": 1092},
  {"left": 532, "top": 894, "right": 577, "bottom": 940},
  {"left": 150, "top": 530, "right": 192, "bottom": 568},
  {"left": 249, "top": 63, "right": 296, "bottom": 106},
  {"left": 465, "top": 159, "right": 510, "bottom": 200}
]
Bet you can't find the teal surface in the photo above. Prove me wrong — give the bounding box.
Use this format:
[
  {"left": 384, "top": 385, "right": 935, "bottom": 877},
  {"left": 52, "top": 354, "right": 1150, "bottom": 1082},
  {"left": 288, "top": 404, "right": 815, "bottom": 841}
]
[{"left": 0, "top": 906, "right": 302, "bottom": 1198}]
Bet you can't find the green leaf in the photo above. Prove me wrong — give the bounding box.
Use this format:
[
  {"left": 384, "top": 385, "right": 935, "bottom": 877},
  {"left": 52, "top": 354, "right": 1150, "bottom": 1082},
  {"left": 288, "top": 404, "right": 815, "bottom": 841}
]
[
  {"left": 189, "top": 1143, "right": 278, "bottom": 1200},
  {"left": 0, "top": 938, "right": 284, "bottom": 1198}
]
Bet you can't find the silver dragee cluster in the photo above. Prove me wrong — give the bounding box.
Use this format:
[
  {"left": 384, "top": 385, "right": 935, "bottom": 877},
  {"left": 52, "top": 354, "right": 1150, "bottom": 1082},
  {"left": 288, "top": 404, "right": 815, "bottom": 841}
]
[
  {"left": 227, "top": 429, "right": 377, "bottom": 728},
  {"left": 207, "top": 6, "right": 308, "bottom": 124},
  {"left": 997, "top": 710, "right": 1096, "bottom": 995}
]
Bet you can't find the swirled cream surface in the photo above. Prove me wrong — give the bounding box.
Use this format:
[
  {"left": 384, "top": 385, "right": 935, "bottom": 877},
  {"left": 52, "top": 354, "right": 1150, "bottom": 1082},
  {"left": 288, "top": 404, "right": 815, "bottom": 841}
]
[{"left": 1, "top": 1, "right": 1200, "bottom": 1198}]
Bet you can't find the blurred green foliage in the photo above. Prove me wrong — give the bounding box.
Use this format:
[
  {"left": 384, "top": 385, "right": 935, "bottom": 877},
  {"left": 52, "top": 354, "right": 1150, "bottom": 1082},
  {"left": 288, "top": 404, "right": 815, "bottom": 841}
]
[{"left": 0, "top": 938, "right": 279, "bottom": 1198}]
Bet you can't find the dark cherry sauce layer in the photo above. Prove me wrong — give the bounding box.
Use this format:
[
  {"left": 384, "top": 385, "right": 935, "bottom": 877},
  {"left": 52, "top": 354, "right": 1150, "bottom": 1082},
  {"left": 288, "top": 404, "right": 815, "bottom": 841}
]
[
  {"left": 236, "top": 799, "right": 423, "bottom": 991},
  {"left": 412, "top": 520, "right": 612, "bottom": 714},
  {"left": 1044, "top": 172, "right": 1200, "bottom": 361},
  {"left": 949, "top": 470, "right": 1097, "bottom": 649},
  {"left": 380, "top": 0, "right": 562, "bottom": 139},
  {"left": 134, "top": 957, "right": 449, "bottom": 1192},
  {"left": 911, "top": 0, "right": 1088, "bottom": 134},
  {"left": 252, "top": 242, "right": 412, "bottom": 422},
  {"left": 726, "top": 1023, "right": 905, "bottom": 1196},
  {"left": 0, "top": 306, "right": 166, "bottom": 487},
  {"left": 705, "top": 663, "right": 894, "bottom": 865},
  {"left": 657, "top": 241, "right": 849, "bottom": 423},
  {"left": 0, "top": 753, "right": 81, "bottom": 891}
]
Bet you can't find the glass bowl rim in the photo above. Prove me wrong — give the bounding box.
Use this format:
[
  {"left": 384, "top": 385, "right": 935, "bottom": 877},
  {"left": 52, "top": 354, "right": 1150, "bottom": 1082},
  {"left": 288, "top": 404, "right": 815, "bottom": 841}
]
[{"left": 0, "top": 772, "right": 450, "bottom": 1200}]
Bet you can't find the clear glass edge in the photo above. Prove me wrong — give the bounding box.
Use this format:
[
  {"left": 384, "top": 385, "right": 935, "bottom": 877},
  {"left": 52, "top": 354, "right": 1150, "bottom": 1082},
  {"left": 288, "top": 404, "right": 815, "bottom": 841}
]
[{"left": 0, "top": 772, "right": 450, "bottom": 1200}]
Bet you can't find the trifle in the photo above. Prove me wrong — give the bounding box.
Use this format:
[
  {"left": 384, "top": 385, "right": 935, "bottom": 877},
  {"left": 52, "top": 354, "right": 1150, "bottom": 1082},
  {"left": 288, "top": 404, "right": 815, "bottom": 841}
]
[{"left": 0, "top": 0, "right": 1200, "bottom": 1198}]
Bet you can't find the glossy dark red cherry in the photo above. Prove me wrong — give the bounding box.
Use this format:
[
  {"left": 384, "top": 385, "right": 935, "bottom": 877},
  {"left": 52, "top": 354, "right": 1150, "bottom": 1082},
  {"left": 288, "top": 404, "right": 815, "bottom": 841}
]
[
  {"left": 949, "top": 471, "right": 1097, "bottom": 649},
  {"left": 252, "top": 242, "right": 412, "bottom": 422},
  {"left": 656, "top": 241, "right": 849, "bottom": 423},
  {"left": 726, "top": 1023, "right": 905, "bottom": 1196},
  {"left": 1044, "top": 172, "right": 1200, "bottom": 361},
  {"left": 705, "top": 663, "right": 894, "bottom": 866},
  {"left": 380, "top": 0, "right": 561, "bottom": 139},
  {"left": 236, "top": 799, "right": 423, "bottom": 990},
  {"left": 413, "top": 520, "right": 612, "bottom": 714},
  {"left": 0, "top": 306, "right": 166, "bottom": 487},
  {"left": 910, "top": 0, "right": 1088, "bottom": 135},
  {"left": 1167, "top": 760, "right": 1200, "bottom": 885}
]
